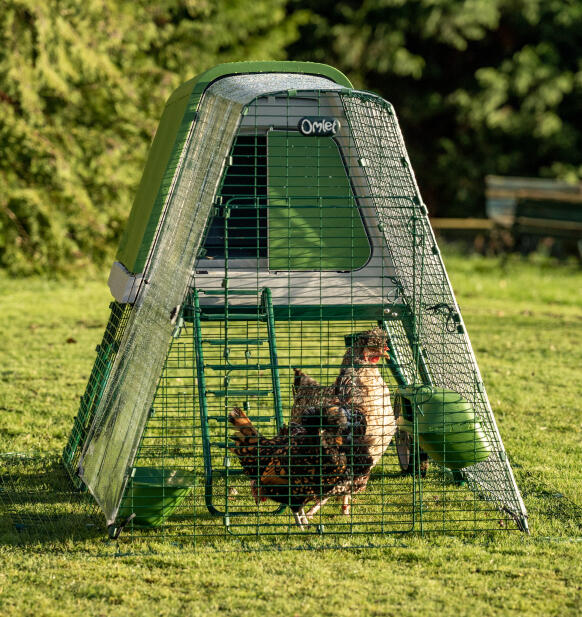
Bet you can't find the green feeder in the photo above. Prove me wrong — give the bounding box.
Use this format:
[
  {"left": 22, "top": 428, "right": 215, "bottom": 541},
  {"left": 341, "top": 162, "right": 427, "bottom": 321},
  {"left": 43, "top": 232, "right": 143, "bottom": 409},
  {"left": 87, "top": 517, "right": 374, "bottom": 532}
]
[
  {"left": 117, "top": 467, "right": 194, "bottom": 528},
  {"left": 396, "top": 386, "right": 491, "bottom": 470}
]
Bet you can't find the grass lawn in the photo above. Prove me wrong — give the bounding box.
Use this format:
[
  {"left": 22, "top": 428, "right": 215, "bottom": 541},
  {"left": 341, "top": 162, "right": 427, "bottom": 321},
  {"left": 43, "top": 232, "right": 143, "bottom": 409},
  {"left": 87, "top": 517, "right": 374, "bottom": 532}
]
[{"left": 0, "top": 251, "right": 581, "bottom": 616}]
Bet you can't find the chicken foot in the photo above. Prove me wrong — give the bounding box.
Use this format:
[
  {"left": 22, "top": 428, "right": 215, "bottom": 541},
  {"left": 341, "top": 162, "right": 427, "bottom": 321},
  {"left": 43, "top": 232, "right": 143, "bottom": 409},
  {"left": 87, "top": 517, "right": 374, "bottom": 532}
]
[
  {"left": 341, "top": 495, "right": 351, "bottom": 516},
  {"left": 292, "top": 508, "right": 310, "bottom": 530},
  {"left": 304, "top": 495, "right": 352, "bottom": 520},
  {"left": 305, "top": 496, "right": 331, "bottom": 519}
]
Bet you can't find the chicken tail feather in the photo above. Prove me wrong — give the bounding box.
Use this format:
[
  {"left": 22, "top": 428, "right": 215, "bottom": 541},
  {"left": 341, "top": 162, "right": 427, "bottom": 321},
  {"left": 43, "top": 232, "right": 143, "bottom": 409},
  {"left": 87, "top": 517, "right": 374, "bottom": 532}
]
[{"left": 293, "top": 367, "right": 320, "bottom": 392}]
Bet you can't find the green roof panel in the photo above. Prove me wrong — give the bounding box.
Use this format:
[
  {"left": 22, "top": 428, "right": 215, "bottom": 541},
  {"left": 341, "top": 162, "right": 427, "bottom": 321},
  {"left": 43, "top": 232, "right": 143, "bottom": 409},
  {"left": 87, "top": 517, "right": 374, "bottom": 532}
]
[{"left": 115, "top": 62, "right": 353, "bottom": 274}]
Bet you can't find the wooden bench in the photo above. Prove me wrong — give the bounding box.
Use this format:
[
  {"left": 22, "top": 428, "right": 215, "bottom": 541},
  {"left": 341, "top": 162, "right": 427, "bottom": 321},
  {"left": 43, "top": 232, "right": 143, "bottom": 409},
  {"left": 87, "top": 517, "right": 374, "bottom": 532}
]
[{"left": 485, "top": 175, "right": 582, "bottom": 256}]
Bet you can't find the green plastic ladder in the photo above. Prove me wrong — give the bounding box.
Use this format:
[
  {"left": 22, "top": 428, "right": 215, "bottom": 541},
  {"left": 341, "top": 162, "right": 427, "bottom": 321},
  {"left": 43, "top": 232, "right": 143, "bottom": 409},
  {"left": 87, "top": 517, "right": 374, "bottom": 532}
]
[{"left": 193, "top": 286, "right": 284, "bottom": 517}]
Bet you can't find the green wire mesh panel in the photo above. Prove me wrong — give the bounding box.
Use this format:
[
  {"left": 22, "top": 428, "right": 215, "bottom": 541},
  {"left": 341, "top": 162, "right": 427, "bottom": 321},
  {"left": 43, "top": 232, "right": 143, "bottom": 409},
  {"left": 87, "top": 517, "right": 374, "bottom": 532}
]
[
  {"left": 62, "top": 302, "right": 132, "bottom": 487},
  {"left": 56, "top": 77, "right": 527, "bottom": 547},
  {"left": 340, "top": 91, "right": 527, "bottom": 531},
  {"left": 116, "top": 306, "right": 418, "bottom": 545}
]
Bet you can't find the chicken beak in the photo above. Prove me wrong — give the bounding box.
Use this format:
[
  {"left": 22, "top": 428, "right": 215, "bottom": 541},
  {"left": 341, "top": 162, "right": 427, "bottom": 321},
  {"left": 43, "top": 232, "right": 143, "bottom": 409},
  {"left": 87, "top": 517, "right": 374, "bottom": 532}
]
[{"left": 382, "top": 347, "right": 390, "bottom": 359}]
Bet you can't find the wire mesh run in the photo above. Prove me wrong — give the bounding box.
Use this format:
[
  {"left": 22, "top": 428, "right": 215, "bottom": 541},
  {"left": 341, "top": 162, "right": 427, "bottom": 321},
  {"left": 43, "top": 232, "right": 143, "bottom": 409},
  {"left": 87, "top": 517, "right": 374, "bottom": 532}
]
[
  {"left": 46, "top": 81, "right": 528, "bottom": 547},
  {"left": 116, "top": 301, "right": 521, "bottom": 544},
  {"left": 62, "top": 301, "right": 132, "bottom": 488}
]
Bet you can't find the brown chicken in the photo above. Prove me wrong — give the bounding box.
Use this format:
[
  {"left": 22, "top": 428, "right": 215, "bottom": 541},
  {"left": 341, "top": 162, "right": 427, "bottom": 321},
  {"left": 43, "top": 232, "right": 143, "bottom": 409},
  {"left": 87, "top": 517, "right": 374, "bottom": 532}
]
[
  {"left": 228, "top": 403, "right": 373, "bottom": 529},
  {"left": 291, "top": 327, "right": 396, "bottom": 518}
]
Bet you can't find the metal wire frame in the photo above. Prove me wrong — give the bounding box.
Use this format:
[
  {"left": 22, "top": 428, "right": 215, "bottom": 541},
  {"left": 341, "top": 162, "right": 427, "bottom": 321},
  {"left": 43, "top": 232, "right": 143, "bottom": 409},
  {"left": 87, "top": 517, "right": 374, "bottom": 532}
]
[
  {"left": 62, "top": 302, "right": 133, "bottom": 488},
  {"left": 117, "top": 302, "right": 522, "bottom": 544},
  {"left": 16, "top": 82, "right": 528, "bottom": 546},
  {"left": 114, "top": 86, "right": 526, "bottom": 541}
]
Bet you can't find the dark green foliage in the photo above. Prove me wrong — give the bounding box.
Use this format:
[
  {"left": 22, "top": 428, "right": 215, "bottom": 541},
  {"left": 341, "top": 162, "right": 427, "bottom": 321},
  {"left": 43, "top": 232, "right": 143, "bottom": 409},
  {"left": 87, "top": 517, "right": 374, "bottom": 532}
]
[
  {"left": 288, "top": 0, "right": 582, "bottom": 217},
  {"left": 0, "top": 0, "right": 304, "bottom": 275},
  {"left": 1, "top": 0, "right": 581, "bottom": 274}
]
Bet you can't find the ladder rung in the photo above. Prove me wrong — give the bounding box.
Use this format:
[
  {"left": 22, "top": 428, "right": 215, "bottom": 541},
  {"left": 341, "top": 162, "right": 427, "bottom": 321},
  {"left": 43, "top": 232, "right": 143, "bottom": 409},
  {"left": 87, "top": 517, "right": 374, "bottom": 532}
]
[
  {"left": 208, "top": 415, "right": 276, "bottom": 423},
  {"left": 199, "top": 313, "right": 266, "bottom": 321},
  {"left": 206, "top": 389, "right": 273, "bottom": 397},
  {"left": 203, "top": 361, "right": 394, "bottom": 371},
  {"left": 202, "top": 338, "right": 267, "bottom": 346},
  {"left": 205, "top": 364, "right": 276, "bottom": 371},
  {"left": 201, "top": 289, "right": 259, "bottom": 296},
  {"left": 209, "top": 442, "right": 235, "bottom": 448}
]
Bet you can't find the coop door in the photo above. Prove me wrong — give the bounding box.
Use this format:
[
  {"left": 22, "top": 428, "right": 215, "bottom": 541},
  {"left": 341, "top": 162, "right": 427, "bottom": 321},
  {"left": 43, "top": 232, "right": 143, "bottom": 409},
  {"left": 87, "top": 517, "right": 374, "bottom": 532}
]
[{"left": 267, "top": 131, "right": 371, "bottom": 271}]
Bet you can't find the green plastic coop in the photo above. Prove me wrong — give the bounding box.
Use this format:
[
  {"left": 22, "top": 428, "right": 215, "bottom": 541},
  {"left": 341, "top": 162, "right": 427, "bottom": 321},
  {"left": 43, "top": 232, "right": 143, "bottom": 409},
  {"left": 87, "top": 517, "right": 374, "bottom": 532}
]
[{"left": 63, "top": 61, "right": 528, "bottom": 544}]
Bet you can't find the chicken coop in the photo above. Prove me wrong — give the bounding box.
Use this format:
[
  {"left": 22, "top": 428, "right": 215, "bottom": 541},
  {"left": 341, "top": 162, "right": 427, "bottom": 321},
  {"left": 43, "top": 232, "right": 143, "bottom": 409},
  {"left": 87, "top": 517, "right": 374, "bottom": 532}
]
[{"left": 60, "top": 61, "right": 528, "bottom": 547}]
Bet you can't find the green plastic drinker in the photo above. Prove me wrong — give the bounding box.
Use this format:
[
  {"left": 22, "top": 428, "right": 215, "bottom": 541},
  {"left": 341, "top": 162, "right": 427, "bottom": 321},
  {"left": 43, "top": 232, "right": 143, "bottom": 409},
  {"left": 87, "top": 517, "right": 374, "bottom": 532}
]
[
  {"left": 396, "top": 386, "right": 491, "bottom": 470},
  {"left": 117, "top": 467, "right": 194, "bottom": 527}
]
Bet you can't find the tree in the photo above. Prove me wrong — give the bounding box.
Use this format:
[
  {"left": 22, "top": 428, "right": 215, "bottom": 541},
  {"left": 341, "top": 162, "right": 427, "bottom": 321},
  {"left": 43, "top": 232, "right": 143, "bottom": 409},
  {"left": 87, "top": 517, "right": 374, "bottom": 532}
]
[
  {"left": 0, "top": 0, "right": 303, "bottom": 274},
  {"left": 287, "top": 0, "right": 582, "bottom": 217}
]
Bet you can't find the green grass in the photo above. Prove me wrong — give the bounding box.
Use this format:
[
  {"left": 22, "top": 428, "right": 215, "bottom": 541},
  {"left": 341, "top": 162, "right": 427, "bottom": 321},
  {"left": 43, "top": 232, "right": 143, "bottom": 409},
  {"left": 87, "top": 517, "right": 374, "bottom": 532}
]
[{"left": 0, "top": 252, "right": 581, "bottom": 616}]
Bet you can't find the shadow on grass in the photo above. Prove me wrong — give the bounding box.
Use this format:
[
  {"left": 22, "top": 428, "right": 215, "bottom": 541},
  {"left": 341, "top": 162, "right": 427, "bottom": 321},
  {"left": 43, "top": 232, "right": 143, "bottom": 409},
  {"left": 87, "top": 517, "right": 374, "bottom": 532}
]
[
  {"left": 518, "top": 470, "right": 582, "bottom": 536},
  {"left": 0, "top": 452, "right": 105, "bottom": 545}
]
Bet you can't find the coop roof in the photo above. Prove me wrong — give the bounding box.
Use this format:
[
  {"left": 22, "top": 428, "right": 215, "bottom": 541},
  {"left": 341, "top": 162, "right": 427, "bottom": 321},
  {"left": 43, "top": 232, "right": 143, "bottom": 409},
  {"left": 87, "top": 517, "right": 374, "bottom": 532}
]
[{"left": 116, "top": 62, "right": 353, "bottom": 276}]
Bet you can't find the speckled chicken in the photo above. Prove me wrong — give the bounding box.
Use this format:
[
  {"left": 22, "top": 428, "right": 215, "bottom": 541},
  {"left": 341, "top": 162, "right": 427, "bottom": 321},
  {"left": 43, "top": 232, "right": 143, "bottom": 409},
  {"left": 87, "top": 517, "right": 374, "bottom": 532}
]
[
  {"left": 291, "top": 327, "right": 396, "bottom": 518},
  {"left": 228, "top": 402, "right": 373, "bottom": 529}
]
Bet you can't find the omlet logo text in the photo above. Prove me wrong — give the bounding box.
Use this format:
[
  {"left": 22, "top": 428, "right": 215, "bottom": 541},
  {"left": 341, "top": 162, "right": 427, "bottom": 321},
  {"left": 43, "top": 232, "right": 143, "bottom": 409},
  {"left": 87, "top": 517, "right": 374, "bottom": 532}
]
[{"left": 298, "top": 117, "right": 341, "bottom": 137}]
